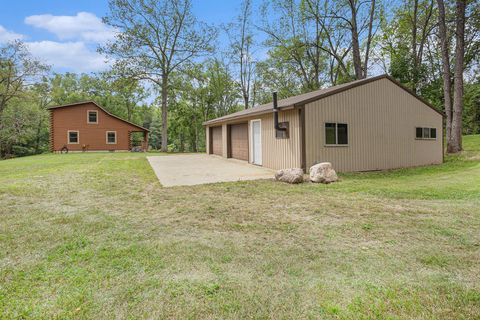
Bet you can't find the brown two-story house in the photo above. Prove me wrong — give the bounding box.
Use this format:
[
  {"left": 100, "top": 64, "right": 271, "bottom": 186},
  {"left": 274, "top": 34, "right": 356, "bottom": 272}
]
[{"left": 49, "top": 101, "right": 149, "bottom": 152}]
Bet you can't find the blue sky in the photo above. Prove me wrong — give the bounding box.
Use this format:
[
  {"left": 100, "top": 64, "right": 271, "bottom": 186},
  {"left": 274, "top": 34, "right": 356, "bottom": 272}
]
[{"left": 0, "top": 0, "right": 257, "bottom": 74}]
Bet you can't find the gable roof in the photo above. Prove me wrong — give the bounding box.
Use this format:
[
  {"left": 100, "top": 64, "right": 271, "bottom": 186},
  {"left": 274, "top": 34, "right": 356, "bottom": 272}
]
[
  {"left": 48, "top": 101, "right": 149, "bottom": 132},
  {"left": 203, "top": 74, "right": 444, "bottom": 126}
]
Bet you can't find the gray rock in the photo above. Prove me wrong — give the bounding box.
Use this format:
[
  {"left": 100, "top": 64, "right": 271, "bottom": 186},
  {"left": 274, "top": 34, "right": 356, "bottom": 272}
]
[
  {"left": 131, "top": 146, "right": 144, "bottom": 152},
  {"left": 309, "top": 162, "right": 338, "bottom": 184},
  {"left": 275, "top": 168, "right": 304, "bottom": 184}
]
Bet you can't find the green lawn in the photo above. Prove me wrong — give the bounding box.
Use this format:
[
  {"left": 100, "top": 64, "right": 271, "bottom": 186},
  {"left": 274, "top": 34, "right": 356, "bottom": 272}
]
[{"left": 1, "top": 136, "right": 479, "bottom": 319}]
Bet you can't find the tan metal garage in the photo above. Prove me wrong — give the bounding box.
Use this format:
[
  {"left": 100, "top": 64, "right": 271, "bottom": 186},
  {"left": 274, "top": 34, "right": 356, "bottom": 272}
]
[
  {"left": 229, "top": 123, "right": 248, "bottom": 161},
  {"left": 210, "top": 126, "right": 222, "bottom": 156},
  {"left": 204, "top": 74, "right": 444, "bottom": 172}
]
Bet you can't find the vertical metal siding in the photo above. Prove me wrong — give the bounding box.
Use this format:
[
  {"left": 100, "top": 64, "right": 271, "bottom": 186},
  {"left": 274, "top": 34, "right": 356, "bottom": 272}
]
[
  {"left": 205, "top": 109, "right": 301, "bottom": 170},
  {"left": 222, "top": 124, "right": 228, "bottom": 158},
  {"left": 304, "top": 78, "right": 443, "bottom": 172},
  {"left": 210, "top": 126, "right": 223, "bottom": 156},
  {"left": 205, "top": 126, "right": 210, "bottom": 154},
  {"left": 247, "top": 109, "right": 301, "bottom": 170}
]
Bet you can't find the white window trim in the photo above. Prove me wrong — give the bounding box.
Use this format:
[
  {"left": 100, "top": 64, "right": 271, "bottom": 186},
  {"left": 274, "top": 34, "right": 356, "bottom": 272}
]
[
  {"left": 87, "top": 110, "right": 98, "bottom": 124},
  {"left": 324, "top": 122, "right": 349, "bottom": 147},
  {"left": 67, "top": 130, "right": 79, "bottom": 144},
  {"left": 106, "top": 131, "right": 117, "bottom": 144},
  {"left": 415, "top": 127, "right": 437, "bottom": 140}
]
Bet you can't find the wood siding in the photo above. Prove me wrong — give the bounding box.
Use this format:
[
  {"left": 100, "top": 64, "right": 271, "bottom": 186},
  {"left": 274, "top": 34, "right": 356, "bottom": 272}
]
[
  {"left": 210, "top": 126, "right": 223, "bottom": 156},
  {"left": 229, "top": 123, "right": 248, "bottom": 160},
  {"left": 50, "top": 102, "right": 146, "bottom": 151},
  {"left": 304, "top": 78, "right": 443, "bottom": 172}
]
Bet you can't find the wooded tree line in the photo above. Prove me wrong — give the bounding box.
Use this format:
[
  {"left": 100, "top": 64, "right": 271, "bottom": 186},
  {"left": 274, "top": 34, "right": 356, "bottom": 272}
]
[{"left": 0, "top": 0, "right": 478, "bottom": 158}]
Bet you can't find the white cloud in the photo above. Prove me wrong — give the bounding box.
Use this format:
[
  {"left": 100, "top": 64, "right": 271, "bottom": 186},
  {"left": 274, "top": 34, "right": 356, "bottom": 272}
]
[
  {"left": 0, "top": 25, "right": 24, "bottom": 43},
  {"left": 25, "top": 12, "right": 116, "bottom": 43},
  {"left": 26, "top": 41, "right": 111, "bottom": 73},
  {"left": 21, "top": 12, "right": 116, "bottom": 73}
]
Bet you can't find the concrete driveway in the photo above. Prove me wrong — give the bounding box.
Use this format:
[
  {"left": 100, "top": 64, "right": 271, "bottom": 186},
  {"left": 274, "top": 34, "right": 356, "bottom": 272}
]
[{"left": 147, "top": 154, "right": 275, "bottom": 187}]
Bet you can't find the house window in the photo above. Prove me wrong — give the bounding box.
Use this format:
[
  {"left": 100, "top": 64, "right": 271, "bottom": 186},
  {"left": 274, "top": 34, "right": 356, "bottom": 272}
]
[
  {"left": 68, "top": 131, "right": 79, "bottom": 144},
  {"left": 87, "top": 110, "right": 98, "bottom": 124},
  {"left": 325, "top": 123, "right": 348, "bottom": 146},
  {"left": 416, "top": 127, "right": 437, "bottom": 140},
  {"left": 275, "top": 122, "right": 289, "bottom": 139},
  {"left": 106, "top": 131, "right": 117, "bottom": 144}
]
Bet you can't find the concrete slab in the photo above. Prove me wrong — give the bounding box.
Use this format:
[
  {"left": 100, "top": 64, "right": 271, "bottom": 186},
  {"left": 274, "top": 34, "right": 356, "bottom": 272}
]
[{"left": 147, "top": 154, "right": 275, "bottom": 187}]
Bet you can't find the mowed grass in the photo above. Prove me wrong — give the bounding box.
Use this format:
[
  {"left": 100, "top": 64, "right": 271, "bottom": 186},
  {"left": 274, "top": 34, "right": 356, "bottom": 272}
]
[{"left": 1, "top": 136, "right": 480, "bottom": 319}]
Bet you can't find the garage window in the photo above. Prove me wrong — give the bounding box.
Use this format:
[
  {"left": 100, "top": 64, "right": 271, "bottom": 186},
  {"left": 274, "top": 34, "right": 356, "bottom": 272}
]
[
  {"left": 275, "top": 122, "right": 289, "bottom": 139},
  {"left": 416, "top": 127, "right": 437, "bottom": 140},
  {"left": 325, "top": 123, "right": 348, "bottom": 146}
]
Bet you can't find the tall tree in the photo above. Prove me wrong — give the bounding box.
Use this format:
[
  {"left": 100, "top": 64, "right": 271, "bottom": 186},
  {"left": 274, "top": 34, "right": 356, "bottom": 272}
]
[
  {"left": 410, "top": 0, "right": 435, "bottom": 92},
  {"left": 0, "top": 41, "right": 48, "bottom": 124},
  {"left": 325, "top": 0, "right": 379, "bottom": 79},
  {"left": 168, "top": 60, "right": 241, "bottom": 152},
  {"left": 31, "top": 77, "right": 52, "bottom": 154},
  {"left": 382, "top": 0, "right": 436, "bottom": 92},
  {"left": 346, "top": 0, "right": 378, "bottom": 79},
  {"left": 437, "top": 0, "right": 453, "bottom": 147},
  {"left": 0, "top": 41, "right": 49, "bottom": 157},
  {"left": 100, "top": 0, "right": 216, "bottom": 151},
  {"left": 303, "top": 0, "right": 352, "bottom": 84},
  {"left": 225, "top": 0, "right": 256, "bottom": 109},
  {"left": 451, "top": 0, "right": 467, "bottom": 152},
  {"left": 259, "top": 0, "right": 327, "bottom": 90}
]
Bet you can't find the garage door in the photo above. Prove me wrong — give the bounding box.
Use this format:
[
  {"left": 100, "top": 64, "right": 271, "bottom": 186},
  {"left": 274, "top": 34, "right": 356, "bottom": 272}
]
[
  {"left": 211, "top": 126, "right": 223, "bottom": 156},
  {"left": 230, "top": 123, "right": 248, "bottom": 161}
]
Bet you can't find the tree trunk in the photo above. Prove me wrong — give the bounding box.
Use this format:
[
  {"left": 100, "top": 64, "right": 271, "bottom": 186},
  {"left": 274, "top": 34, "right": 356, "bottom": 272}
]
[
  {"left": 450, "top": 0, "right": 466, "bottom": 153},
  {"left": 349, "top": 0, "right": 363, "bottom": 79},
  {"left": 437, "top": 0, "right": 453, "bottom": 147},
  {"left": 363, "top": 0, "right": 376, "bottom": 78},
  {"left": 411, "top": 0, "right": 419, "bottom": 93},
  {"left": 161, "top": 73, "right": 168, "bottom": 152},
  {"left": 243, "top": 92, "right": 249, "bottom": 110}
]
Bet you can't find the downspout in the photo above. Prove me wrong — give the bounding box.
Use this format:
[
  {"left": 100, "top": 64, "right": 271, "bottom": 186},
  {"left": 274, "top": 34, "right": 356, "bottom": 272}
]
[{"left": 273, "top": 92, "right": 287, "bottom": 134}]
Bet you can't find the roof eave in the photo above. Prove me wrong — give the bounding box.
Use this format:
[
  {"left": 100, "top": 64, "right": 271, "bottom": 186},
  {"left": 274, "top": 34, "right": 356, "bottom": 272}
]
[
  {"left": 203, "top": 74, "right": 445, "bottom": 125},
  {"left": 202, "top": 106, "right": 296, "bottom": 126}
]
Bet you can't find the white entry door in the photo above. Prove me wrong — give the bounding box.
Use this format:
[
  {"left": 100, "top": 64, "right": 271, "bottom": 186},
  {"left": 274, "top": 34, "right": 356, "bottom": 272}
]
[{"left": 251, "top": 120, "right": 262, "bottom": 165}]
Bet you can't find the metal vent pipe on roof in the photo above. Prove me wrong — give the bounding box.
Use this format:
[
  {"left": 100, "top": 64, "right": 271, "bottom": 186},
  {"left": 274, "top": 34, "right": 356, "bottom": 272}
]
[{"left": 273, "top": 92, "right": 286, "bottom": 134}]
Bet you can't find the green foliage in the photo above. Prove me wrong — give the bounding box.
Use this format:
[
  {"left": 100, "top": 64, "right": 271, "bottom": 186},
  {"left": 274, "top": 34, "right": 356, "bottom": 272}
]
[
  {"left": 381, "top": 0, "right": 437, "bottom": 92},
  {"left": 255, "top": 46, "right": 310, "bottom": 104},
  {"left": 166, "top": 60, "right": 241, "bottom": 152},
  {"left": 0, "top": 97, "right": 49, "bottom": 157},
  {"left": 0, "top": 41, "right": 50, "bottom": 157},
  {"left": 464, "top": 81, "right": 480, "bottom": 134}
]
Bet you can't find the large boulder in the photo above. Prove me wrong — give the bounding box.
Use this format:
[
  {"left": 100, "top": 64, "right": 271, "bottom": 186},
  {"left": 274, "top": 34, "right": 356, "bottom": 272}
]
[
  {"left": 309, "top": 162, "right": 338, "bottom": 184},
  {"left": 275, "top": 168, "right": 304, "bottom": 184}
]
